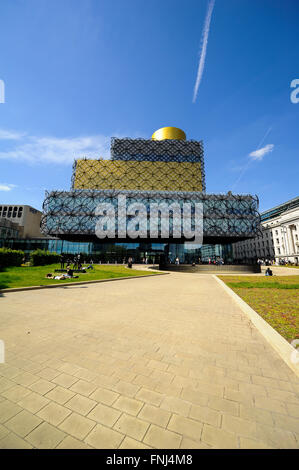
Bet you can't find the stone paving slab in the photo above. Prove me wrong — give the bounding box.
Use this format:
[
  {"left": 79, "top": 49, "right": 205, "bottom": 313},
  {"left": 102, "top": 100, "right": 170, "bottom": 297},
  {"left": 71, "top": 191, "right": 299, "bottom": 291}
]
[{"left": 0, "top": 273, "right": 298, "bottom": 449}]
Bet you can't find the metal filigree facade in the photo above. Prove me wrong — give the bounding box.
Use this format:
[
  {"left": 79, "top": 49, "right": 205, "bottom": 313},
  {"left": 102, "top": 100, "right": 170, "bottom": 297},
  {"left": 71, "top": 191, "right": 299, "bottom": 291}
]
[
  {"left": 41, "top": 135, "right": 261, "bottom": 243},
  {"left": 41, "top": 189, "right": 260, "bottom": 243},
  {"left": 72, "top": 159, "right": 203, "bottom": 192}
]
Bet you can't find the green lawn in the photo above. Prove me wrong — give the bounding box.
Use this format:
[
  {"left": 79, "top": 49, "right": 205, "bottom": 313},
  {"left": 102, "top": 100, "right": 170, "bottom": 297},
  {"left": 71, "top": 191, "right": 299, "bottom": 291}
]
[
  {"left": 0, "top": 264, "right": 155, "bottom": 290},
  {"left": 218, "top": 275, "right": 299, "bottom": 343}
]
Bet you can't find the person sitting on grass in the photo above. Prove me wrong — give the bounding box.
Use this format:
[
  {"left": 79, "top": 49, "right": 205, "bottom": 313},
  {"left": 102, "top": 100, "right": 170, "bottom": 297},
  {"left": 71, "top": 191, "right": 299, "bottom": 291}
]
[
  {"left": 66, "top": 265, "right": 79, "bottom": 278},
  {"left": 265, "top": 267, "right": 273, "bottom": 276},
  {"left": 66, "top": 265, "right": 74, "bottom": 277}
]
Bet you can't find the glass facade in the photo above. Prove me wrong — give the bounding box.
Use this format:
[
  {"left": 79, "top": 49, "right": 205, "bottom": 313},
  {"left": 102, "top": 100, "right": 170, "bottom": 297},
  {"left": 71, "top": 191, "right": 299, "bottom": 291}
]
[{"left": 0, "top": 237, "right": 202, "bottom": 263}]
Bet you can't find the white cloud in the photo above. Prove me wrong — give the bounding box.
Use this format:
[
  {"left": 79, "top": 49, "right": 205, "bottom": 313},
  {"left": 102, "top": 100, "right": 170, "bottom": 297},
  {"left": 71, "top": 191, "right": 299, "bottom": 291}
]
[
  {"left": 192, "top": 0, "right": 215, "bottom": 103},
  {"left": 249, "top": 144, "right": 274, "bottom": 160},
  {"left": 0, "top": 129, "right": 26, "bottom": 140},
  {"left": 0, "top": 130, "right": 114, "bottom": 164},
  {"left": 0, "top": 183, "right": 17, "bottom": 191}
]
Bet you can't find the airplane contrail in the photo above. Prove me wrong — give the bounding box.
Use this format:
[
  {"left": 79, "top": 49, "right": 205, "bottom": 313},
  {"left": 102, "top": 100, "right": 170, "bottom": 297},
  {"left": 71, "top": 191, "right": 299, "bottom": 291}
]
[
  {"left": 192, "top": 0, "right": 215, "bottom": 103},
  {"left": 231, "top": 126, "right": 273, "bottom": 190}
]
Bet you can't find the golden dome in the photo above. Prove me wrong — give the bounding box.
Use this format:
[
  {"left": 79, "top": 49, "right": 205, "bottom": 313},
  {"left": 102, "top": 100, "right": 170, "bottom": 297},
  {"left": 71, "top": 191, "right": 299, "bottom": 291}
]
[{"left": 151, "top": 127, "right": 186, "bottom": 141}]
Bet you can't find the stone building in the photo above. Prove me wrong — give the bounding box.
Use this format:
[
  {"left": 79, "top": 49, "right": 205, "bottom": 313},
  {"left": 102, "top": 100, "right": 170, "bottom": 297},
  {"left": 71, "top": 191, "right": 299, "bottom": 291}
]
[{"left": 232, "top": 196, "right": 299, "bottom": 264}]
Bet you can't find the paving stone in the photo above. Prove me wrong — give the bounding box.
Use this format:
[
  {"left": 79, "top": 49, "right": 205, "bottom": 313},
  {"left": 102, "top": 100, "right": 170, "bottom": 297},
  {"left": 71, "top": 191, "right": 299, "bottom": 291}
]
[
  {"left": 208, "top": 397, "right": 239, "bottom": 416},
  {"left": 239, "top": 404, "right": 274, "bottom": 426},
  {"left": 84, "top": 423, "right": 124, "bottom": 449},
  {"left": 201, "top": 424, "right": 238, "bottom": 449},
  {"left": 239, "top": 437, "right": 273, "bottom": 449},
  {"left": 70, "top": 379, "right": 97, "bottom": 397},
  {"left": 112, "top": 380, "right": 140, "bottom": 398},
  {"left": 58, "top": 363, "right": 82, "bottom": 376},
  {"left": 13, "top": 372, "right": 40, "bottom": 387},
  {"left": 255, "top": 422, "right": 298, "bottom": 449},
  {"left": 0, "top": 366, "right": 21, "bottom": 379},
  {"left": 168, "top": 414, "right": 203, "bottom": 441},
  {"left": 113, "top": 396, "right": 143, "bottom": 416},
  {"left": 119, "top": 436, "right": 152, "bottom": 449},
  {"left": 87, "top": 402, "right": 121, "bottom": 427},
  {"left": 266, "top": 388, "right": 299, "bottom": 404},
  {"left": 189, "top": 404, "right": 221, "bottom": 427},
  {"left": 155, "top": 382, "right": 182, "bottom": 398},
  {"left": 143, "top": 424, "right": 182, "bottom": 449},
  {"left": 180, "top": 438, "right": 212, "bottom": 449},
  {"left": 53, "top": 373, "right": 79, "bottom": 388},
  {"left": 224, "top": 388, "right": 254, "bottom": 407},
  {"left": 238, "top": 382, "right": 267, "bottom": 397},
  {"left": 37, "top": 402, "right": 72, "bottom": 426},
  {"left": 37, "top": 368, "right": 61, "bottom": 381},
  {"left": 45, "top": 386, "right": 76, "bottom": 405},
  {"left": 89, "top": 387, "right": 119, "bottom": 406},
  {"left": 0, "top": 400, "right": 22, "bottom": 423},
  {"left": 74, "top": 368, "right": 98, "bottom": 382},
  {"left": 147, "top": 359, "right": 169, "bottom": 371},
  {"left": 138, "top": 404, "right": 171, "bottom": 427},
  {"left": 1, "top": 385, "right": 31, "bottom": 403},
  {"left": 160, "top": 396, "right": 191, "bottom": 417},
  {"left": 5, "top": 409, "right": 42, "bottom": 437},
  {"left": 59, "top": 412, "right": 96, "bottom": 440},
  {"left": 18, "top": 391, "right": 50, "bottom": 414},
  {"left": 135, "top": 388, "right": 164, "bottom": 406},
  {"left": 195, "top": 381, "right": 224, "bottom": 398},
  {"left": 254, "top": 395, "right": 287, "bottom": 415},
  {"left": 0, "top": 377, "right": 15, "bottom": 393},
  {"left": 56, "top": 435, "right": 92, "bottom": 449},
  {"left": 271, "top": 412, "right": 299, "bottom": 434},
  {"left": 222, "top": 414, "right": 257, "bottom": 439},
  {"left": 26, "top": 422, "right": 65, "bottom": 449},
  {"left": 114, "top": 413, "right": 149, "bottom": 441},
  {"left": 0, "top": 424, "right": 10, "bottom": 440},
  {"left": 65, "top": 394, "right": 97, "bottom": 416},
  {"left": 181, "top": 388, "right": 209, "bottom": 407},
  {"left": 29, "top": 379, "right": 56, "bottom": 395},
  {"left": 286, "top": 403, "right": 299, "bottom": 418},
  {"left": 0, "top": 432, "right": 33, "bottom": 449}
]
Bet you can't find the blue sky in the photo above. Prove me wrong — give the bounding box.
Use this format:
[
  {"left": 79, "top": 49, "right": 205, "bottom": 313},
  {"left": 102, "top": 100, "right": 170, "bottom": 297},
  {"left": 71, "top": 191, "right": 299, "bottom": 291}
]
[{"left": 0, "top": 0, "right": 298, "bottom": 212}]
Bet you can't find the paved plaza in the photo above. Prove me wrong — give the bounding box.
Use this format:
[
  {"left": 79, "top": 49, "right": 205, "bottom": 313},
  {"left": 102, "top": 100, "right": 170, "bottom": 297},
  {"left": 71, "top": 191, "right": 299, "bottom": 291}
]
[{"left": 0, "top": 272, "right": 299, "bottom": 449}]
